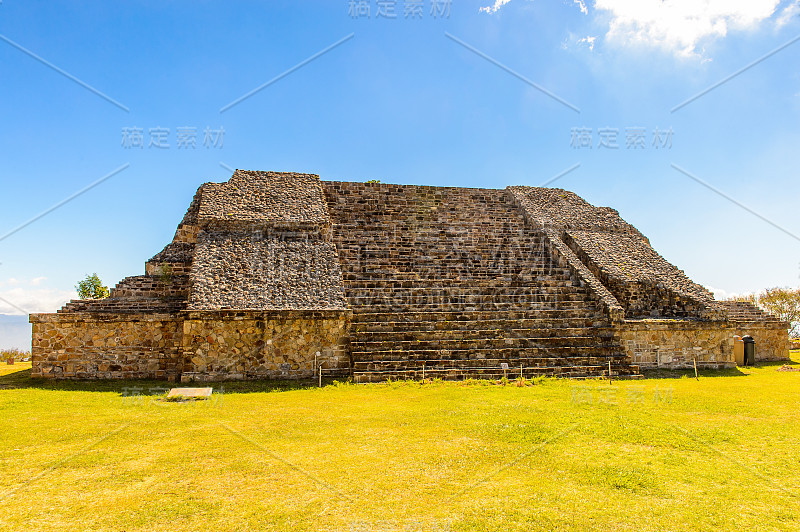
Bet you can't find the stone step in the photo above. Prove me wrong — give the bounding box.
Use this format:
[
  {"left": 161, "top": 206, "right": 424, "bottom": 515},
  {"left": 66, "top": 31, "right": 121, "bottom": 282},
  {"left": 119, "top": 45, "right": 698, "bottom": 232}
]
[
  {"left": 348, "top": 292, "right": 593, "bottom": 303},
  {"left": 349, "top": 303, "right": 598, "bottom": 315},
  {"left": 331, "top": 218, "right": 532, "bottom": 226},
  {"left": 338, "top": 263, "right": 560, "bottom": 275},
  {"left": 334, "top": 214, "right": 528, "bottom": 221},
  {"left": 352, "top": 365, "right": 640, "bottom": 382},
  {"left": 346, "top": 291, "right": 591, "bottom": 304},
  {"left": 351, "top": 316, "right": 610, "bottom": 332},
  {"left": 341, "top": 273, "right": 576, "bottom": 283},
  {"left": 339, "top": 252, "right": 545, "bottom": 262},
  {"left": 353, "top": 354, "right": 629, "bottom": 370},
  {"left": 333, "top": 230, "right": 544, "bottom": 239},
  {"left": 110, "top": 275, "right": 191, "bottom": 299},
  {"left": 335, "top": 244, "right": 547, "bottom": 254},
  {"left": 353, "top": 320, "right": 612, "bottom": 335},
  {"left": 323, "top": 182, "right": 640, "bottom": 381},
  {"left": 341, "top": 277, "right": 578, "bottom": 289},
  {"left": 351, "top": 308, "right": 606, "bottom": 323},
  {"left": 344, "top": 283, "right": 585, "bottom": 293},
  {"left": 59, "top": 297, "right": 186, "bottom": 314},
  {"left": 337, "top": 234, "right": 544, "bottom": 240},
  {"left": 354, "top": 326, "right": 616, "bottom": 341},
  {"left": 331, "top": 209, "right": 528, "bottom": 218},
  {"left": 351, "top": 345, "right": 623, "bottom": 361},
  {"left": 347, "top": 301, "right": 593, "bottom": 313},
  {"left": 350, "top": 335, "right": 617, "bottom": 351},
  {"left": 334, "top": 236, "right": 546, "bottom": 245}
]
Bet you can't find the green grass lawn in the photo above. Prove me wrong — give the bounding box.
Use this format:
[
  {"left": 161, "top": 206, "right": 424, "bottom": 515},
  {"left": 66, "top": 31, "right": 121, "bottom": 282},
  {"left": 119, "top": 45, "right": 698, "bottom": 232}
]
[{"left": 1, "top": 354, "right": 799, "bottom": 531}]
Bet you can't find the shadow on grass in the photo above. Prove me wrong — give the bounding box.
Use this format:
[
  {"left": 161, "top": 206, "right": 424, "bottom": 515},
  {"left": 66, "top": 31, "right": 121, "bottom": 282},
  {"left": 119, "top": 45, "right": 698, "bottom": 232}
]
[
  {"left": 0, "top": 368, "right": 349, "bottom": 395},
  {"left": 3, "top": 357, "right": 797, "bottom": 391},
  {"left": 641, "top": 359, "right": 797, "bottom": 380}
]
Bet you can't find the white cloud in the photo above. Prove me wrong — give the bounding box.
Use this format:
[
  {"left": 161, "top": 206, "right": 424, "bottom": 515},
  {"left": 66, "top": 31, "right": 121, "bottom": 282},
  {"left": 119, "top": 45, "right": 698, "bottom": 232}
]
[
  {"left": 707, "top": 286, "right": 758, "bottom": 300},
  {"left": 578, "top": 35, "right": 597, "bottom": 50},
  {"left": 708, "top": 286, "right": 730, "bottom": 299},
  {"left": 30, "top": 277, "right": 47, "bottom": 286},
  {"left": 0, "top": 287, "right": 76, "bottom": 315},
  {"left": 487, "top": 0, "right": 791, "bottom": 55},
  {"left": 595, "top": 0, "right": 781, "bottom": 57},
  {"left": 7, "top": 278, "right": 20, "bottom": 286},
  {"left": 481, "top": 0, "right": 588, "bottom": 15},
  {"left": 777, "top": 0, "right": 800, "bottom": 27},
  {"left": 480, "top": 0, "right": 513, "bottom": 14}
]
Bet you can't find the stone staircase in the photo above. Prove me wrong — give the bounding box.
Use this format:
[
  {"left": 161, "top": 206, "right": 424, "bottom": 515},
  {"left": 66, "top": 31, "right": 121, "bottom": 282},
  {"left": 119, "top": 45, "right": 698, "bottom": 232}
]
[
  {"left": 323, "top": 182, "right": 639, "bottom": 381},
  {"left": 59, "top": 274, "right": 190, "bottom": 314},
  {"left": 719, "top": 300, "right": 784, "bottom": 325}
]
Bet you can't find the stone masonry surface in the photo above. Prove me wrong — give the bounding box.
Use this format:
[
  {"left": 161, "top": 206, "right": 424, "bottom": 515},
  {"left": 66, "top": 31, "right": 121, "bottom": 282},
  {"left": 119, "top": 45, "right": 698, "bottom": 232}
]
[
  {"left": 619, "top": 320, "right": 735, "bottom": 369},
  {"left": 197, "top": 170, "right": 330, "bottom": 229},
  {"left": 718, "top": 300, "right": 790, "bottom": 361},
  {"left": 507, "top": 186, "right": 643, "bottom": 235},
  {"left": 30, "top": 313, "right": 182, "bottom": 380},
  {"left": 189, "top": 233, "right": 347, "bottom": 310},
  {"left": 29, "top": 170, "right": 790, "bottom": 380},
  {"left": 181, "top": 310, "right": 350, "bottom": 382},
  {"left": 323, "top": 181, "right": 639, "bottom": 381},
  {"left": 565, "top": 230, "right": 720, "bottom": 319},
  {"left": 508, "top": 186, "right": 722, "bottom": 320},
  {"left": 541, "top": 228, "right": 625, "bottom": 322}
]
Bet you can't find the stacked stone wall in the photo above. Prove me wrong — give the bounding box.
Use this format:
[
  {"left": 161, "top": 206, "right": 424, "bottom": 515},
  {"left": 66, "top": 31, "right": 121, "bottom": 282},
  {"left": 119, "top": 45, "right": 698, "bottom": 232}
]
[
  {"left": 731, "top": 324, "right": 789, "bottom": 361},
  {"left": 189, "top": 232, "right": 346, "bottom": 311},
  {"left": 187, "top": 171, "right": 346, "bottom": 312},
  {"left": 198, "top": 170, "right": 331, "bottom": 231},
  {"left": 718, "top": 301, "right": 790, "bottom": 361},
  {"left": 180, "top": 310, "right": 351, "bottom": 381},
  {"left": 31, "top": 171, "right": 349, "bottom": 382},
  {"left": 58, "top": 298, "right": 184, "bottom": 314},
  {"left": 617, "top": 320, "right": 734, "bottom": 369},
  {"left": 30, "top": 313, "right": 183, "bottom": 379}
]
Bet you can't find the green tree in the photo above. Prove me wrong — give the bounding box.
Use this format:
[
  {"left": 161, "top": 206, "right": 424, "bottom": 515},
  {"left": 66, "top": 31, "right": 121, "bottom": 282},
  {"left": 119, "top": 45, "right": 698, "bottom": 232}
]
[
  {"left": 759, "top": 287, "right": 800, "bottom": 337},
  {"left": 75, "top": 273, "right": 110, "bottom": 299}
]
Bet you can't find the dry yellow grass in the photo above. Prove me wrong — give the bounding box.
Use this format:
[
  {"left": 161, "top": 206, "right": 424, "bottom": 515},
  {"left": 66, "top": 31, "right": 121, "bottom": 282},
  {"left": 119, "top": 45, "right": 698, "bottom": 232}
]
[{"left": 0, "top": 354, "right": 798, "bottom": 531}]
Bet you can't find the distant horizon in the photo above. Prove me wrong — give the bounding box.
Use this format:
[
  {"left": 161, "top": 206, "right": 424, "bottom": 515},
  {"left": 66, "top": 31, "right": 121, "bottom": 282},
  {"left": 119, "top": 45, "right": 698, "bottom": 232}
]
[{"left": 0, "top": 314, "right": 32, "bottom": 351}]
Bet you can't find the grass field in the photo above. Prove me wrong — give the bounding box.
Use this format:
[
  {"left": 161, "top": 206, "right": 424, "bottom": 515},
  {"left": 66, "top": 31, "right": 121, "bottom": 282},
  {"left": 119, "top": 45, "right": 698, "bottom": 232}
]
[{"left": 1, "top": 354, "right": 799, "bottom": 531}]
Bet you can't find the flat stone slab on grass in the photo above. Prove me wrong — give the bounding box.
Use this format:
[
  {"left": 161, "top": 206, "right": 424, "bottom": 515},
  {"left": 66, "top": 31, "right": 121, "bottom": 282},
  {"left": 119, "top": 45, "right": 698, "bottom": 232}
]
[{"left": 167, "top": 387, "right": 213, "bottom": 399}]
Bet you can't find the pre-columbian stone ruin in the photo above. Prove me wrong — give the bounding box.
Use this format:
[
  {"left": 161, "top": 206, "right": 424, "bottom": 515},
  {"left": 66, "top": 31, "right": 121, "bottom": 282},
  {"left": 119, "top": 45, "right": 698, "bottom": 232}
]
[{"left": 30, "top": 170, "right": 790, "bottom": 381}]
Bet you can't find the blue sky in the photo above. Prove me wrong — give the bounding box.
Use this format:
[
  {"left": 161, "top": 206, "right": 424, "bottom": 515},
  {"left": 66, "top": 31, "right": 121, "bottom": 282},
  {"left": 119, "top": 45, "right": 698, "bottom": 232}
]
[{"left": 1, "top": 0, "right": 799, "bottom": 347}]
